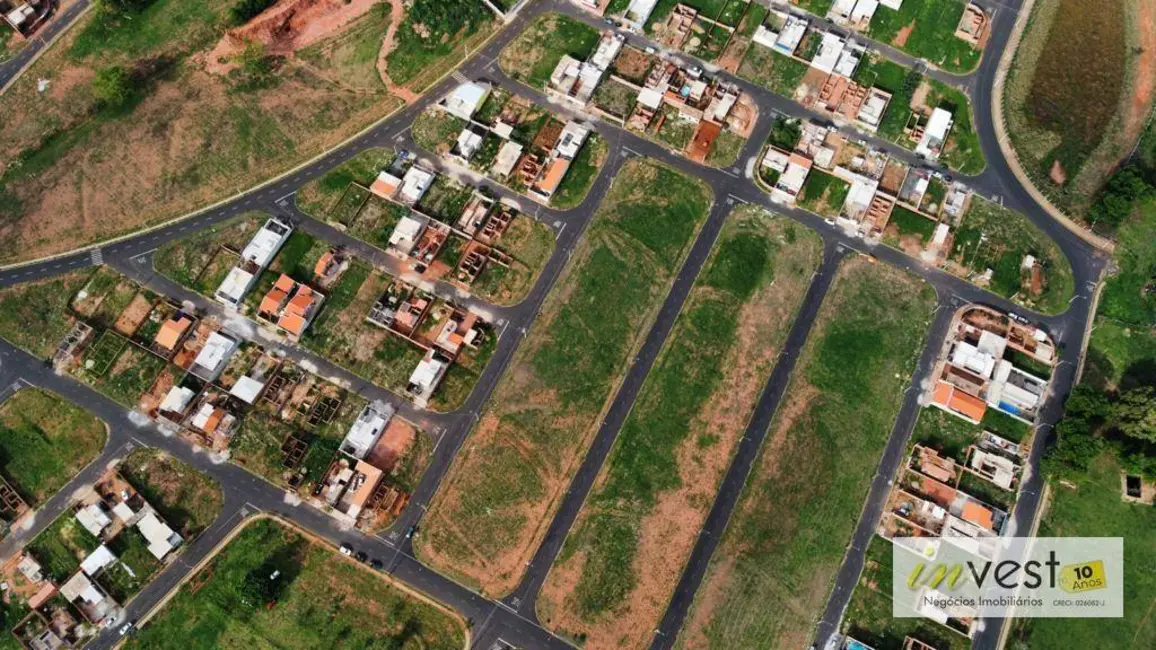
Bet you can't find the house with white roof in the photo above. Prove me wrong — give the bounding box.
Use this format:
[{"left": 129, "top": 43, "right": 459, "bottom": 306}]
[
  {"left": 555, "top": 121, "right": 591, "bottom": 159},
  {"left": 136, "top": 511, "right": 182, "bottom": 561},
  {"left": 75, "top": 504, "right": 111, "bottom": 538},
  {"left": 491, "top": 140, "right": 524, "bottom": 178},
  {"left": 388, "top": 215, "right": 428, "bottom": 256},
  {"left": 214, "top": 217, "right": 292, "bottom": 307},
  {"left": 774, "top": 15, "right": 808, "bottom": 54},
  {"left": 915, "top": 107, "right": 954, "bottom": 159},
  {"left": 79, "top": 545, "right": 117, "bottom": 578},
  {"left": 810, "top": 32, "right": 847, "bottom": 74},
  {"left": 407, "top": 350, "right": 450, "bottom": 407},
  {"left": 340, "top": 402, "right": 395, "bottom": 459},
  {"left": 397, "top": 167, "right": 435, "bottom": 205},
  {"left": 190, "top": 332, "right": 237, "bottom": 381},
  {"left": 158, "top": 385, "right": 195, "bottom": 419},
  {"left": 833, "top": 40, "right": 865, "bottom": 78},
  {"left": 229, "top": 375, "right": 266, "bottom": 404},
  {"left": 621, "top": 0, "right": 659, "bottom": 32},
  {"left": 443, "top": 82, "right": 490, "bottom": 121}
]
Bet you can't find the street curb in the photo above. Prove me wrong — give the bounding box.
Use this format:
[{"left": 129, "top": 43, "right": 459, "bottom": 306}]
[
  {"left": 0, "top": 7, "right": 516, "bottom": 274},
  {"left": 0, "top": 0, "right": 93, "bottom": 96},
  {"left": 989, "top": 0, "right": 1115, "bottom": 253},
  {"left": 121, "top": 513, "right": 473, "bottom": 650}
]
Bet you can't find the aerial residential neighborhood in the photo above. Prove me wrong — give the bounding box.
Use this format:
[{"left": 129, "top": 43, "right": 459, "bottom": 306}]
[{"left": 0, "top": 0, "right": 1151, "bottom": 649}]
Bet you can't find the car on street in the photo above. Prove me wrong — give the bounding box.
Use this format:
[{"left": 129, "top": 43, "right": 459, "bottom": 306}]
[
  {"left": 118, "top": 621, "right": 136, "bottom": 637},
  {"left": 339, "top": 544, "right": 353, "bottom": 556}
]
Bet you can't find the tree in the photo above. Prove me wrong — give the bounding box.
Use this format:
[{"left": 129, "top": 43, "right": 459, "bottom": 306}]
[
  {"left": 1088, "top": 165, "right": 1154, "bottom": 229},
  {"left": 1114, "top": 387, "right": 1156, "bottom": 443},
  {"left": 92, "top": 66, "right": 132, "bottom": 109}
]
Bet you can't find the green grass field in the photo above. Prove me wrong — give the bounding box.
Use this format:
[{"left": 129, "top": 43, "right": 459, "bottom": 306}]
[
  {"left": 539, "top": 207, "right": 823, "bottom": 648},
  {"left": 1010, "top": 453, "right": 1156, "bottom": 649},
  {"left": 119, "top": 449, "right": 223, "bottom": 538},
  {"left": 705, "top": 130, "right": 746, "bottom": 168},
  {"left": 868, "top": 0, "right": 981, "bottom": 73},
  {"left": 471, "top": 214, "right": 556, "bottom": 306},
  {"left": 885, "top": 205, "right": 937, "bottom": 248},
  {"left": 799, "top": 169, "right": 851, "bottom": 218},
  {"left": 417, "top": 159, "right": 712, "bottom": 596},
  {"left": 153, "top": 213, "right": 266, "bottom": 294},
  {"left": 0, "top": 389, "right": 106, "bottom": 505},
  {"left": 0, "top": 270, "right": 92, "bottom": 358},
  {"left": 499, "top": 13, "right": 599, "bottom": 89},
  {"left": 676, "top": 258, "right": 937, "bottom": 650},
  {"left": 949, "top": 197, "right": 1074, "bottom": 314},
  {"left": 126, "top": 518, "right": 465, "bottom": 650},
  {"left": 411, "top": 109, "right": 465, "bottom": 155},
  {"left": 27, "top": 511, "right": 101, "bottom": 583},
  {"left": 737, "top": 44, "right": 808, "bottom": 97}
]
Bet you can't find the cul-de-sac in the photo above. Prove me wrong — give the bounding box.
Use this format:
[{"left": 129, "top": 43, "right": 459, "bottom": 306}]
[{"left": 0, "top": 0, "right": 1151, "bottom": 648}]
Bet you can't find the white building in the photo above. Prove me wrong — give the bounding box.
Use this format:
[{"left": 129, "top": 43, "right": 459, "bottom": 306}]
[
  {"left": 916, "top": 107, "right": 954, "bottom": 159},
  {"left": 621, "top": 0, "right": 659, "bottom": 32},
  {"left": 880, "top": 0, "right": 904, "bottom": 9},
  {"left": 827, "top": 0, "right": 858, "bottom": 23},
  {"left": 810, "top": 32, "right": 847, "bottom": 74},
  {"left": 407, "top": 351, "right": 449, "bottom": 407},
  {"left": 555, "top": 121, "right": 591, "bottom": 159},
  {"left": 491, "top": 140, "right": 524, "bottom": 178},
  {"left": 850, "top": 0, "right": 881, "bottom": 26},
  {"left": 455, "top": 128, "right": 484, "bottom": 160},
  {"left": 397, "top": 167, "right": 435, "bottom": 205},
  {"left": 191, "top": 332, "right": 237, "bottom": 380},
  {"left": 159, "top": 385, "right": 195, "bottom": 417},
  {"left": 214, "top": 218, "right": 293, "bottom": 307},
  {"left": 229, "top": 376, "right": 266, "bottom": 404},
  {"left": 80, "top": 545, "right": 117, "bottom": 577},
  {"left": 75, "top": 504, "right": 111, "bottom": 538},
  {"left": 340, "top": 402, "right": 395, "bottom": 459},
  {"left": 136, "top": 511, "right": 183, "bottom": 561},
  {"left": 388, "top": 215, "right": 427, "bottom": 256},
  {"left": 774, "top": 15, "right": 808, "bottom": 54},
  {"left": 833, "top": 40, "right": 865, "bottom": 78},
  {"left": 857, "top": 87, "right": 891, "bottom": 131},
  {"left": 443, "top": 82, "right": 490, "bottom": 121}
]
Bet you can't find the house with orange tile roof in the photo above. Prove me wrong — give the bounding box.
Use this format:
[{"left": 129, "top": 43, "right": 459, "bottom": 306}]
[
  {"left": 531, "top": 157, "right": 571, "bottom": 200},
  {"left": 153, "top": 314, "right": 194, "bottom": 357},
  {"left": 256, "top": 274, "right": 325, "bottom": 342},
  {"left": 433, "top": 308, "right": 483, "bottom": 358}
]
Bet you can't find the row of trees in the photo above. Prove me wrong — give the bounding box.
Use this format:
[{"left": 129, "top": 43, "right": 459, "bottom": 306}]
[
  {"left": 1045, "top": 385, "right": 1156, "bottom": 477},
  {"left": 1088, "top": 164, "right": 1155, "bottom": 229}
]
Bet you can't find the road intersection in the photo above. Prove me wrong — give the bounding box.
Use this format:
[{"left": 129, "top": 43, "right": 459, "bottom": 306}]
[{"left": 0, "top": 1, "right": 1108, "bottom": 649}]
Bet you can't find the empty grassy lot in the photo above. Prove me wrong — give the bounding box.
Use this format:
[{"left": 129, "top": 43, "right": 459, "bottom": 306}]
[
  {"left": 0, "top": 0, "right": 422, "bottom": 264},
  {"left": 499, "top": 13, "right": 600, "bottom": 89},
  {"left": 799, "top": 169, "right": 851, "bottom": 218},
  {"left": 676, "top": 257, "right": 937, "bottom": 650},
  {"left": 0, "top": 270, "right": 92, "bottom": 357},
  {"left": 416, "top": 159, "right": 713, "bottom": 595},
  {"left": 737, "top": 44, "right": 808, "bottom": 97},
  {"left": 538, "top": 207, "right": 823, "bottom": 649},
  {"left": 295, "top": 148, "right": 396, "bottom": 219},
  {"left": 1009, "top": 452, "right": 1156, "bottom": 649},
  {"left": 1003, "top": 0, "right": 1133, "bottom": 219},
  {"left": 0, "top": 389, "right": 106, "bottom": 505},
  {"left": 472, "top": 214, "right": 557, "bottom": 306},
  {"left": 152, "top": 212, "right": 266, "bottom": 294},
  {"left": 867, "top": 0, "right": 980, "bottom": 73},
  {"left": 126, "top": 518, "right": 465, "bottom": 650},
  {"left": 948, "top": 197, "right": 1074, "bottom": 315},
  {"left": 27, "top": 509, "right": 100, "bottom": 583},
  {"left": 553, "top": 134, "right": 610, "bottom": 210},
  {"left": 120, "top": 448, "right": 223, "bottom": 539}
]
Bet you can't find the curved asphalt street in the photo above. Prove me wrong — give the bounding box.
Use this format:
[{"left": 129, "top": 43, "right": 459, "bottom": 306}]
[{"left": 0, "top": 1, "right": 1108, "bottom": 649}]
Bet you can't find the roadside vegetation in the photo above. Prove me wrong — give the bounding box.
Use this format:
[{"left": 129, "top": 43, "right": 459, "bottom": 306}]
[
  {"left": 0, "top": 270, "right": 92, "bottom": 357},
  {"left": 538, "top": 207, "right": 823, "bottom": 649},
  {"left": 126, "top": 518, "right": 466, "bottom": 650},
  {"left": 0, "top": 389, "right": 106, "bottom": 505},
  {"left": 416, "top": 159, "right": 713, "bottom": 595},
  {"left": 676, "top": 257, "right": 936, "bottom": 650},
  {"left": 384, "top": 0, "right": 495, "bottom": 92},
  {"left": 295, "top": 148, "right": 396, "bottom": 219},
  {"left": 1003, "top": 0, "right": 1152, "bottom": 225}
]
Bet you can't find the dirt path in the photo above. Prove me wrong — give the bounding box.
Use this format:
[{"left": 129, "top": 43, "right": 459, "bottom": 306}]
[{"left": 376, "top": 0, "right": 418, "bottom": 103}]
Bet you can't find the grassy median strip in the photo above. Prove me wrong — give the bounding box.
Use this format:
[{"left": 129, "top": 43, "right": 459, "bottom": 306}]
[
  {"left": 126, "top": 518, "right": 465, "bottom": 650},
  {"left": 416, "top": 159, "right": 713, "bottom": 595},
  {"left": 537, "top": 207, "right": 823, "bottom": 649},
  {"left": 676, "top": 257, "right": 936, "bottom": 650}
]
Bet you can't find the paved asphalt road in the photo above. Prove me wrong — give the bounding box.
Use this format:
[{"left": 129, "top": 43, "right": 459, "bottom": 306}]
[
  {"left": 0, "top": 0, "right": 1109, "bottom": 649},
  {"left": 0, "top": 0, "right": 91, "bottom": 92}
]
